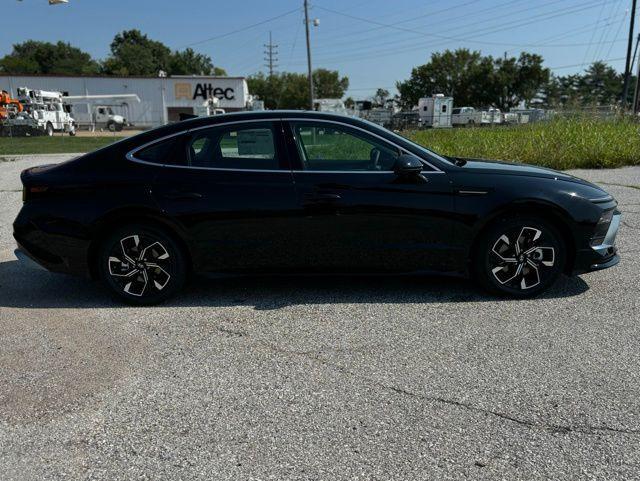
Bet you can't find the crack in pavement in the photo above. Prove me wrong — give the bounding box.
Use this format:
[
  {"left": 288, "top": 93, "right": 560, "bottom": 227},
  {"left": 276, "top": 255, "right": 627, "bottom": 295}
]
[
  {"left": 383, "top": 385, "right": 640, "bottom": 437},
  {"left": 597, "top": 182, "right": 640, "bottom": 191},
  {"left": 243, "top": 336, "right": 640, "bottom": 438}
]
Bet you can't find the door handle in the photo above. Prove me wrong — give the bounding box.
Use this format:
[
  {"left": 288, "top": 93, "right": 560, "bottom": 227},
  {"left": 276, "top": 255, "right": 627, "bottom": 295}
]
[{"left": 161, "top": 191, "right": 203, "bottom": 200}]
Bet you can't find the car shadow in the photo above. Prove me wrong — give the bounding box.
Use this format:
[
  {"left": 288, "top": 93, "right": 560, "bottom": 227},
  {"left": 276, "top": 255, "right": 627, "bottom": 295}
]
[{"left": 0, "top": 259, "right": 590, "bottom": 310}]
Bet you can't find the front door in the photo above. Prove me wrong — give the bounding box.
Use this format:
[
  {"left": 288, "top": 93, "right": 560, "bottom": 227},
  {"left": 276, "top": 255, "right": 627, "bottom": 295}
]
[
  {"left": 284, "top": 119, "right": 457, "bottom": 273},
  {"left": 151, "top": 120, "right": 299, "bottom": 272}
]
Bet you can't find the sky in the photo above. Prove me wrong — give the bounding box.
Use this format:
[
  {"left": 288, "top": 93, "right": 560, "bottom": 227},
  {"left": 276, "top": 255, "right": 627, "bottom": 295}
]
[{"left": 0, "top": 0, "right": 637, "bottom": 99}]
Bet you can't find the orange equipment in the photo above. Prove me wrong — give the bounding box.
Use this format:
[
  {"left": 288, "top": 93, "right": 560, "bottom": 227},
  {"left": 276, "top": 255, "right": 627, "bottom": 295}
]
[{"left": 0, "top": 90, "right": 23, "bottom": 120}]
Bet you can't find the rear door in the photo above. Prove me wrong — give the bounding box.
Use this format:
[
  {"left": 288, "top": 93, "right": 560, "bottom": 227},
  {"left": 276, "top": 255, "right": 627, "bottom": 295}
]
[
  {"left": 284, "top": 119, "right": 457, "bottom": 273},
  {"left": 148, "top": 120, "right": 299, "bottom": 272}
]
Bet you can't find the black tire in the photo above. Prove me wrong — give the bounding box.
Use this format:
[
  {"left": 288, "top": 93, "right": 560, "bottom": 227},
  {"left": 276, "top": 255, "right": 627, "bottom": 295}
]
[
  {"left": 45, "top": 122, "right": 54, "bottom": 137},
  {"left": 97, "top": 224, "right": 187, "bottom": 305},
  {"left": 472, "top": 217, "right": 565, "bottom": 298},
  {"left": 107, "top": 121, "right": 116, "bottom": 132}
]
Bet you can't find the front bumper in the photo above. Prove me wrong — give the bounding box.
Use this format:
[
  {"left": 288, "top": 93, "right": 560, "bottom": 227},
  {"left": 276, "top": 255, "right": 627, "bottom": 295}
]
[{"left": 573, "top": 212, "right": 621, "bottom": 274}]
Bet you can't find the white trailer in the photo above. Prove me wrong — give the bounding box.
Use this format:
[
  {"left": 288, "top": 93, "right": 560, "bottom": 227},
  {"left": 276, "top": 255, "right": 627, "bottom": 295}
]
[
  {"left": 480, "top": 108, "right": 503, "bottom": 125},
  {"left": 63, "top": 94, "right": 140, "bottom": 131},
  {"left": 418, "top": 94, "right": 453, "bottom": 128},
  {"left": 313, "top": 98, "right": 349, "bottom": 116},
  {"left": 451, "top": 106, "right": 482, "bottom": 126}
]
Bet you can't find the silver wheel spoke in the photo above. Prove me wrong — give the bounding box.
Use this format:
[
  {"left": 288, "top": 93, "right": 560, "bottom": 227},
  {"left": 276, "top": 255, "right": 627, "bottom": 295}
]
[
  {"left": 120, "top": 235, "right": 140, "bottom": 264},
  {"left": 108, "top": 256, "right": 138, "bottom": 277},
  {"left": 145, "top": 263, "right": 171, "bottom": 291},
  {"left": 124, "top": 270, "right": 148, "bottom": 297},
  {"left": 139, "top": 241, "right": 170, "bottom": 262}
]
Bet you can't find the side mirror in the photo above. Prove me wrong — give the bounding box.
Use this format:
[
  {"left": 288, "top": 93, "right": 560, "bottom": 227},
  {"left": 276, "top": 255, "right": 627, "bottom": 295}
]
[{"left": 394, "top": 154, "right": 423, "bottom": 176}]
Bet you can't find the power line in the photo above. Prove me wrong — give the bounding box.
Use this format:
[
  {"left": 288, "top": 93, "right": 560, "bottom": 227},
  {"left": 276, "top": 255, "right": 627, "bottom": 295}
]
[
  {"left": 549, "top": 56, "right": 626, "bottom": 70},
  {"left": 312, "top": 0, "right": 612, "bottom": 49},
  {"left": 284, "top": 1, "right": 621, "bottom": 67},
  {"left": 306, "top": 8, "right": 628, "bottom": 62},
  {"left": 263, "top": 31, "right": 278, "bottom": 76},
  {"left": 180, "top": 7, "right": 300, "bottom": 48}
]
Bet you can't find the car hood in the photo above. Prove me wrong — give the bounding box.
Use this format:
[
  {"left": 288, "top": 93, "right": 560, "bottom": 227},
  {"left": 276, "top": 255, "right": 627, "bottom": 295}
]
[{"left": 460, "top": 157, "right": 604, "bottom": 190}]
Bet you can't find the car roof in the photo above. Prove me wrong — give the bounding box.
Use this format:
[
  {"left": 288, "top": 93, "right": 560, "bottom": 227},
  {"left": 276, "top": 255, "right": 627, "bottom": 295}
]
[
  {"left": 130, "top": 110, "right": 380, "bottom": 145},
  {"left": 173, "top": 110, "right": 364, "bottom": 129}
]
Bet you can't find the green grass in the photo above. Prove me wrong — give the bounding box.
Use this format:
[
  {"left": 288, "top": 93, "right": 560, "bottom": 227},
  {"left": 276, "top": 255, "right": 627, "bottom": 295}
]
[
  {"left": 0, "top": 136, "right": 119, "bottom": 156},
  {"left": 405, "top": 117, "right": 640, "bottom": 170}
]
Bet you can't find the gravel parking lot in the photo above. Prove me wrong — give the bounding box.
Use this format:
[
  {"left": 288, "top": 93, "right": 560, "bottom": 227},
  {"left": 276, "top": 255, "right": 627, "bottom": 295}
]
[{"left": 1, "top": 154, "right": 639, "bottom": 480}]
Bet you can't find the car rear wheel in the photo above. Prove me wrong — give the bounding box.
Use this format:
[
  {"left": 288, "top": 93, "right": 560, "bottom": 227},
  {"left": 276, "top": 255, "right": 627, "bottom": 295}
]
[
  {"left": 98, "top": 224, "right": 186, "bottom": 305},
  {"left": 473, "top": 217, "right": 565, "bottom": 297}
]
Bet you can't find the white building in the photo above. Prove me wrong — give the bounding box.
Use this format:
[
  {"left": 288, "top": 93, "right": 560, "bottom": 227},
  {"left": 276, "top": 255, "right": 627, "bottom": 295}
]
[{"left": 0, "top": 74, "right": 250, "bottom": 128}]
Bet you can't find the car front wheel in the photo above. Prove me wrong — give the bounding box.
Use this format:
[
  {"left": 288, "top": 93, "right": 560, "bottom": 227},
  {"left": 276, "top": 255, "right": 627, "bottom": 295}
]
[
  {"left": 474, "top": 217, "right": 565, "bottom": 297},
  {"left": 98, "top": 224, "right": 186, "bottom": 305}
]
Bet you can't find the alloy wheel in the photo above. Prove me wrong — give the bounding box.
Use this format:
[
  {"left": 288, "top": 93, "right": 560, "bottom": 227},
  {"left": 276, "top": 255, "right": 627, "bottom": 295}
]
[
  {"left": 107, "top": 234, "right": 172, "bottom": 297},
  {"left": 489, "top": 226, "right": 556, "bottom": 290}
]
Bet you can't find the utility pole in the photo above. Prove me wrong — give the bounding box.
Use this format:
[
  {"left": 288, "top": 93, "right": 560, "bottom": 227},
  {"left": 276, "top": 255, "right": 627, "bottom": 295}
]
[
  {"left": 304, "top": 0, "right": 314, "bottom": 110},
  {"left": 621, "top": 0, "right": 637, "bottom": 109},
  {"left": 263, "top": 31, "right": 278, "bottom": 77},
  {"left": 633, "top": 34, "right": 640, "bottom": 113}
]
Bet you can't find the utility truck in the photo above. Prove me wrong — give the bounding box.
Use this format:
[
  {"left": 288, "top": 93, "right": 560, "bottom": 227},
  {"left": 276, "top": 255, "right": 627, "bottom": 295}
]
[
  {"left": 63, "top": 94, "right": 140, "bottom": 131},
  {"left": 1, "top": 87, "right": 75, "bottom": 136}
]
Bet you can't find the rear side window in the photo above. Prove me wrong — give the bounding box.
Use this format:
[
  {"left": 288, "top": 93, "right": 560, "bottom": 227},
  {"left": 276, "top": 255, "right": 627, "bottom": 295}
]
[
  {"left": 188, "top": 122, "right": 279, "bottom": 170},
  {"left": 134, "top": 136, "right": 184, "bottom": 165}
]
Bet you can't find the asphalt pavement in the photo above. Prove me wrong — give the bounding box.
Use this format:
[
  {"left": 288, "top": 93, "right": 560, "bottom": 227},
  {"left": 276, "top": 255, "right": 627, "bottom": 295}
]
[{"left": 0, "top": 154, "right": 639, "bottom": 480}]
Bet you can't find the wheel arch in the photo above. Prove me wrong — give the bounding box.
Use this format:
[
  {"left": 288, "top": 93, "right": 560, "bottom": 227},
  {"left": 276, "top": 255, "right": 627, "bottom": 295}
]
[
  {"left": 469, "top": 199, "right": 577, "bottom": 275},
  {"left": 87, "top": 207, "right": 194, "bottom": 279}
]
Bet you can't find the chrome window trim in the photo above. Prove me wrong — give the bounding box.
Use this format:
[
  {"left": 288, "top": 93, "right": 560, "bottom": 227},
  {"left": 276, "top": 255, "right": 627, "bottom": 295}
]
[{"left": 125, "top": 116, "right": 445, "bottom": 174}]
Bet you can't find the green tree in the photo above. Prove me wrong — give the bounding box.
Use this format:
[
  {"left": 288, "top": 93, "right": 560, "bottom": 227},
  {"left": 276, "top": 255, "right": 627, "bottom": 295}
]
[
  {"left": 312, "top": 68, "right": 349, "bottom": 98},
  {"left": 248, "top": 72, "right": 308, "bottom": 109},
  {"left": 396, "top": 49, "right": 548, "bottom": 109},
  {"left": 579, "top": 61, "right": 622, "bottom": 106},
  {"left": 0, "top": 40, "right": 100, "bottom": 75},
  {"left": 102, "top": 30, "right": 227, "bottom": 77},
  {"left": 102, "top": 29, "right": 172, "bottom": 76},
  {"left": 248, "top": 69, "right": 349, "bottom": 109},
  {"left": 169, "top": 48, "right": 227, "bottom": 76},
  {"left": 169, "top": 48, "right": 214, "bottom": 75},
  {"left": 373, "top": 88, "right": 390, "bottom": 106},
  {"left": 492, "top": 53, "right": 549, "bottom": 109}
]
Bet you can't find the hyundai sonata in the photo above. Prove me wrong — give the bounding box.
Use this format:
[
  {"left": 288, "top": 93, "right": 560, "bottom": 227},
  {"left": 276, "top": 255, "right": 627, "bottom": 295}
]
[{"left": 13, "top": 111, "right": 620, "bottom": 304}]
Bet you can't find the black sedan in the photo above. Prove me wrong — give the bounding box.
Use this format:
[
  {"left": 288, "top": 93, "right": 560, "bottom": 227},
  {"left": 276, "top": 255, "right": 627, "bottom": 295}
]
[{"left": 14, "top": 111, "right": 620, "bottom": 304}]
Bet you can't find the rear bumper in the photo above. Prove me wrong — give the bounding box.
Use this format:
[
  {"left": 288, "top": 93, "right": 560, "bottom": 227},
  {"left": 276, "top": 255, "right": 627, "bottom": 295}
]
[
  {"left": 14, "top": 247, "right": 47, "bottom": 271},
  {"left": 13, "top": 208, "right": 91, "bottom": 277}
]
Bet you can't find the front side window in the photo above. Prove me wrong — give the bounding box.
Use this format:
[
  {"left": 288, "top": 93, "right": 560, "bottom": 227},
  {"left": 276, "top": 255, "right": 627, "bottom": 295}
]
[
  {"left": 188, "top": 122, "right": 278, "bottom": 170},
  {"left": 291, "top": 121, "right": 400, "bottom": 172}
]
